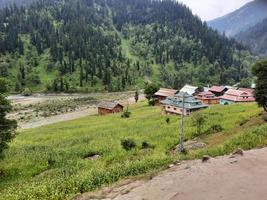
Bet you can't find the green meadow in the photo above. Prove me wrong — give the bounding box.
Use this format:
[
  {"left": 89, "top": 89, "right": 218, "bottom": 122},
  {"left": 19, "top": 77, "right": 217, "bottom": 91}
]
[{"left": 0, "top": 102, "right": 266, "bottom": 200}]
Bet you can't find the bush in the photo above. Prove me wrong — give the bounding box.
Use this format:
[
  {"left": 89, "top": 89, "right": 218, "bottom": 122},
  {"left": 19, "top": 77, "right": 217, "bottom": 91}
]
[
  {"left": 148, "top": 99, "right": 155, "bottom": 106},
  {"left": 141, "top": 141, "right": 155, "bottom": 149},
  {"left": 205, "top": 124, "right": 224, "bottom": 134},
  {"left": 47, "top": 155, "right": 56, "bottom": 168},
  {"left": 192, "top": 113, "right": 206, "bottom": 137},
  {"left": 121, "top": 139, "right": 136, "bottom": 151},
  {"left": 22, "top": 88, "right": 32, "bottom": 96},
  {"left": 144, "top": 83, "right": 159, "bottom": 101},
  {"left": 121, "top": 110, "right": 131, "bottom": 118},
  {"left": 166, "top": 117, "right": 170, "bottom": 124}
]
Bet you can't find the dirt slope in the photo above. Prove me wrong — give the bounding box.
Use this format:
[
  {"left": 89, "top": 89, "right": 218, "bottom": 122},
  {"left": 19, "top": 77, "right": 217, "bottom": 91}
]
[{"left": 77, "top": 147, "right": 267, "bottom": 200}]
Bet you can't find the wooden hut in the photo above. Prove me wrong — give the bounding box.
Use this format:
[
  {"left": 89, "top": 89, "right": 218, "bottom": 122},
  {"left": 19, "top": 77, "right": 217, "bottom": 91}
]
[
  {"left": 153, "top": 88, "right": 178, "bottom": 105},
  {"left": 195, "top": 91, "right": 219, "bottom": 104},
  {"left": 98, "top": 102, "right": 124, "bottom": 115}
]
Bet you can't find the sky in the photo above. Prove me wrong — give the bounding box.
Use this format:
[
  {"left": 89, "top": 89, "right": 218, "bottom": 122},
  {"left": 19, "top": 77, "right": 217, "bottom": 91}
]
[{"left": 178, "top": 0, "right": 253, "bottom": 21}]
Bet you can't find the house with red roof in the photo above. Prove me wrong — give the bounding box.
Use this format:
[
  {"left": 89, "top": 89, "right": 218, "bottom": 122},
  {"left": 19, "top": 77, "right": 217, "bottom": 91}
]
[
  {"left": 195, "top": 91, "right": 219, "bottom": 104},
  {"left": 219, "top": 89, "right": 255, "bottom": 105},
  {"left": 209, "top": 86, "right": 228, "bottom": 97},
  {"left": 153, "top": 88, "right": 178, "bottom": 105},
  {"left": 238, "top": 88, "right": 255, "bottom": 94}
]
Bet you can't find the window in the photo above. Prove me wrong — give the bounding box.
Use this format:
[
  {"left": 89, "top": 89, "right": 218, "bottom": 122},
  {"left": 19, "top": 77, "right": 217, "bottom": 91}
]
[
  {"left": 174, "top": 108, "right": 177, "bottom": 110},
  {"left": 168, "top": 106, "right": 170, "bottom": 109}
]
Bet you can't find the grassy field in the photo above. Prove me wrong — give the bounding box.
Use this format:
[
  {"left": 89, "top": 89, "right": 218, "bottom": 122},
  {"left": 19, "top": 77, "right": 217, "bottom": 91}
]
[{"left": 0, "top": 102, "right": 266, "bottom": 199}]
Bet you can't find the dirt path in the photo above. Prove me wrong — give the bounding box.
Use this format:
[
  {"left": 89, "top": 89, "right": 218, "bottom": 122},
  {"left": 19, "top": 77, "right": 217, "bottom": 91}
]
[
  {"left": 77, "top": 147, "right": 267, "bottom": 200},
  {"left": 19, "top": 107, "right": 98, "bottom": 129},
  {"left": 18, "top": 94, "right": 145, "bottom": 130}
]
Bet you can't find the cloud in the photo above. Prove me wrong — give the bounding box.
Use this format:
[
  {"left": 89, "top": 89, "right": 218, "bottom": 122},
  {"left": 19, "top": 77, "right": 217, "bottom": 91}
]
[{"left": 178, "top": 0, "right": 253, "bottom": 21}]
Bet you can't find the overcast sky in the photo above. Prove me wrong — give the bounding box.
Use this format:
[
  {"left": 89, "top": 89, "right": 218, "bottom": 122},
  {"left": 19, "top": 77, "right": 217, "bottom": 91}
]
[{"left": 178, "top": 0, "right": 253, "bottom": 21}]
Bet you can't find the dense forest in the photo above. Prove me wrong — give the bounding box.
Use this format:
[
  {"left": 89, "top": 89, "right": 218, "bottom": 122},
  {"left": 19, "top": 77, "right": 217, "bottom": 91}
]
[
  {"left": 0, "top": 0, "right": 257, "bottom": 93},
  {"left": 0, "top": 0, "right": 35, "bottom": 8},
  {"left": 236, "top": 18, "right": 267, "bottom": 56}
]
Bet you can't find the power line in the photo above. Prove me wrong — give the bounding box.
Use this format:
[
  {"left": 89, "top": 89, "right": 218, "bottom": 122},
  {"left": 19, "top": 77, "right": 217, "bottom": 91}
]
[{"left": 179, "top": 93, "right": 185, "bottom": 153}]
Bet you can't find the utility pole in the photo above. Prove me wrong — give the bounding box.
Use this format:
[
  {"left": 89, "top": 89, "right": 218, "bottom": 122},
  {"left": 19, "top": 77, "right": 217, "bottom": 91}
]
[{"left": 179, "top": 93, "right": 185, "bottom": 153}]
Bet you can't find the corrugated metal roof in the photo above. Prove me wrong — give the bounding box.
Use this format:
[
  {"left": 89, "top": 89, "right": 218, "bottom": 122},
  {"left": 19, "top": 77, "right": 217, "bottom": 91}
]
[
  {"left": 209, "top": 86, "right": 226, "bottom": 93},
  {"left": 219, "top": 89, "right": 255, "bottom": 102},
  {"left": 98, "top": 102, "right": 123, "bottom": 110},
  {"left": 238, "top": 88, "right": 255, "bottom": 94},
  {"left": 180, "top": 84, "right": 198, "bottom": 95},
  {"left": 154, "top": 88, "right": 178, "bottom": 97},
  {"left": 161, "top": 94, "right": 208, "bottom": 110},
  {"left": 196, "top": 91, "right": 219, "bottom": 100}
]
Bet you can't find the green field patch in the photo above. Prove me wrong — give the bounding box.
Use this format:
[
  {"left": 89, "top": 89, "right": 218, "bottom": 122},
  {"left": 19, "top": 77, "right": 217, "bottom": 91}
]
[{"left": 0, "top": 102, "right": 265, "bottom": 199}]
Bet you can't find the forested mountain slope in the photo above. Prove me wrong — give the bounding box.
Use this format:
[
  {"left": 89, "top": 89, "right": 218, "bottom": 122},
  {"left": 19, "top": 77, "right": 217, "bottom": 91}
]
[
  {"left": 235, "top": 18, "right": 267, "bottom": 56},
  {"left": 0, "top": 0, "right": 256, "bottom": 92},
  {"left": 208, "top": 0, "right": 267, "bottom": 37},
  {"left": 0, "top": 0, "right": 35, "bottom": 8}
]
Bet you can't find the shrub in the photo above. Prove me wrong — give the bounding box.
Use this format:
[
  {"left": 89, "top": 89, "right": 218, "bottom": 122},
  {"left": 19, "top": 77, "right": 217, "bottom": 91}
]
[
  {"left": 166, "top": 117, "right": 170, "bottom": 124},
  {"left": 192, "top": 113, "right": 206, "bottom": 137},
  {"left": 121, "top": 110, "right": 131, "bottom": 118},
  {"left": 148, "top": 99, "right": 155, "bottom": 106},
  {"left": 22, "top": 88, "right": 32, "bottom": 96},
  {"left": 205, "top": 124, "right": 224, "bottom": 134},
  {"left": 121, "top": 139, "right": 136, "bottom": 151},
  {"left": 144, "top": 83, "right": 159, "bottom": 101},
  {"left": 47, "top": 155, "right": 56, "bottom": 168},
  {"left": 141, "top": 141, "right": 155, "bottom": 149}
]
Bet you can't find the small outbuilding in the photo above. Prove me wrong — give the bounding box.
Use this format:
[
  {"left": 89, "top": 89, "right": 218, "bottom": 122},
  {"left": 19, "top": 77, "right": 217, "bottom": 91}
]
[
  {"left": 98, "top": 102, "right": 124, "bottom": 115},
  {"left": 195, "top": 91, "right": 219, "bottom": 104},
  {"left": 154, "top": 88, "right": 178, "bottom": 105}
]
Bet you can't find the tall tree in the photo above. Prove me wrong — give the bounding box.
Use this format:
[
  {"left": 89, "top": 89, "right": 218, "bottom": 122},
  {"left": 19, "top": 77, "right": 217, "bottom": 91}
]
[
  {"left": 252, "top": 60, "right": 267, "bottom": 111},
  {"left": 0, "top": 78, "right": 17, "bottom": 158}
]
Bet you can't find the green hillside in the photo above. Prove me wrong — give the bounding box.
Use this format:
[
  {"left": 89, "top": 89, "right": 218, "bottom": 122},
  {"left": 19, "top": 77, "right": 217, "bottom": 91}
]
[
  {"left": 1, "top": 102, "right": 266, "bottom": 199},
  {"left": 0, "top": 0, "right": 257, "bottom": 93}
]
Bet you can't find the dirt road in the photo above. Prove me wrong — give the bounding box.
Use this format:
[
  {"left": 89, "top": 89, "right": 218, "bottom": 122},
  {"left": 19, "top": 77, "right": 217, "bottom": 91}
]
[
  {"left": 19, "top": 107, "right": 98, "bottom": 129},
  {"left": 14, "top": 93, "right": 145, "bottom": 130},
  {"left": 78, "top": 147, "right": 267, "bottom": 200}
]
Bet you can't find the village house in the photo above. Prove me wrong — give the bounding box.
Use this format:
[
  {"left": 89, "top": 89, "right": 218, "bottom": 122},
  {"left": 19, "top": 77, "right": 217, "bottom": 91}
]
[
  {"left": 219, "top": 89, "right": 255, "bottom": 105},
  {"left": 98, "top": 102, "right": 124, "bottom": 115},
  {"left": 179, "top": 84, "right": 200, "bottom": 96},
  {"left": 161, "top": 92, "right": 208, "bottom": 115},
  {"left": 153, "top": 88, "right": 178, "bottom": 105},
  {"left": 209, "top": 86, "right": 228, "bottom": 97},
  {"left": 238, "top": 88, "right": 255, "bottom": 94},
  {"left": 195, "top": 91, "right": 219, "bottom": 104}
]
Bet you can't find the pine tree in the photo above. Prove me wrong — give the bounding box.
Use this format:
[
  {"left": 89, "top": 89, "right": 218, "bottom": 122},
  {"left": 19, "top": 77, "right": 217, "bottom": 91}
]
[{"left": 0, "top": 78, "right": 17, "bottom": 158}]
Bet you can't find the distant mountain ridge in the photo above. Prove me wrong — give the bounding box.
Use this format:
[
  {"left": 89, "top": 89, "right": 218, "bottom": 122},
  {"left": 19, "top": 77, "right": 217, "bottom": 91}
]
[
  {"left": 208, "top": 0, "right": 267, "bottom": 37},
  {"left": 235, "top": 18, "right": 267, "bottom": 56}
]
